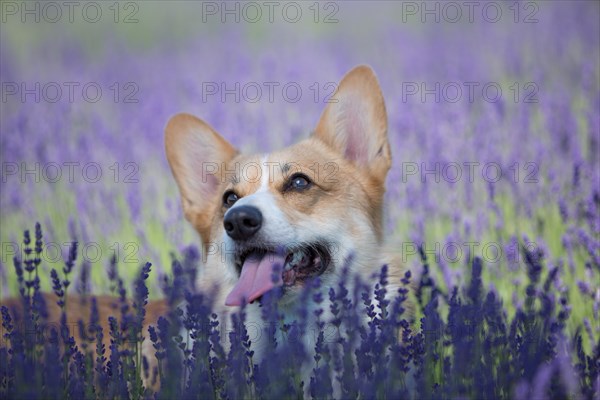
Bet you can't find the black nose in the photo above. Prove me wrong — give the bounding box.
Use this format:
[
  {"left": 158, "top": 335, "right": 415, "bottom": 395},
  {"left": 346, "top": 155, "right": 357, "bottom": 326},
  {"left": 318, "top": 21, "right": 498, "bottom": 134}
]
[{"left": 224, "top": 205, "right": 262, "bottom": 240}]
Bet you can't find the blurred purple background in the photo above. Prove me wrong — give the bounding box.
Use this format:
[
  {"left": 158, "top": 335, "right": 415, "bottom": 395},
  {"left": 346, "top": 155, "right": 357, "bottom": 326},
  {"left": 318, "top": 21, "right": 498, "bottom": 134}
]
[{"left": 0, "top": 2, "right": 598, "bottom": 312}]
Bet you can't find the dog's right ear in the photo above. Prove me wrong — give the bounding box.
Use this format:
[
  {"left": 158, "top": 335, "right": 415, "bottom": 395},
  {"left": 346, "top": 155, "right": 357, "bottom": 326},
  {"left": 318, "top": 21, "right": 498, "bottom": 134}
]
[{"left": 165, "top": 113, "right": 237, "bottom": 238}]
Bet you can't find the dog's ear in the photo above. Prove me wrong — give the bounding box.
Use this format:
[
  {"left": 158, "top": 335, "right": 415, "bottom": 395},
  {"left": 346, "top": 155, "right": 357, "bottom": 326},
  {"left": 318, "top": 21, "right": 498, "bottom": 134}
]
[
  {"left": 314, "top": 65, "right": 391, "bottom": 182},
  {"left": 165, "top": 113, "right": 237, "bottom": 237}
]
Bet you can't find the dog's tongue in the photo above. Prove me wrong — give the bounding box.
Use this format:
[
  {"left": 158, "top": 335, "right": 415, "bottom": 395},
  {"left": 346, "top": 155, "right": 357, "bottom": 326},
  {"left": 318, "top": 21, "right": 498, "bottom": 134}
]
[{"left": 225, "top": 252, "right": 285, "bottom": 306}]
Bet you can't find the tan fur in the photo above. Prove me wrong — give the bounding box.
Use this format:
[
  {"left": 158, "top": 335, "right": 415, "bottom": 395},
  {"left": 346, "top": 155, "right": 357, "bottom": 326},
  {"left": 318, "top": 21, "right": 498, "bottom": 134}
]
[
  {"left": 315, "top": 65, "right": 391, "bottom": 186},
  {"left": 1, "top": 293, "right": 168, "bottom": 349},
  {"left": 165, "top": 113, "right": 238, "bottom": 250},
  {"left": 166, "top": 66, "right": 391, "bottom": 249},
  {"left": 165, "top": 65, "right": 411, "bottom": 333},
  {"left": 0, "top": 293, "right": 167, "bottom": 388}
]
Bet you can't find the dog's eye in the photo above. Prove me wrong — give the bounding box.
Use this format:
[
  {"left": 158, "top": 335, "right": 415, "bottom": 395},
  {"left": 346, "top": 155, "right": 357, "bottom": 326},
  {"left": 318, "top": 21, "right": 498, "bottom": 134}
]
[
  {"left": 288, "top": 173, "right": 311, "bottom": 191},
  {"left": 223, "top": 191, "right": 239, "bottom": 208}
]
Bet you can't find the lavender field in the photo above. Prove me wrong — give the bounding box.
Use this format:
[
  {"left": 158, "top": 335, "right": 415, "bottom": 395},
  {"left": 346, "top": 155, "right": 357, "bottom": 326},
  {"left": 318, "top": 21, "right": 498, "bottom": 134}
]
[{"left": 0, "top": 1, "right": 599, "bottom": 398}]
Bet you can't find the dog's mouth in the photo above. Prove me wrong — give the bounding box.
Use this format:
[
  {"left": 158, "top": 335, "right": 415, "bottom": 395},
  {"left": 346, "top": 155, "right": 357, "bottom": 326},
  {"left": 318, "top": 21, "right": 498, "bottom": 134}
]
[
  {"left": 225, "top": 243, "right": 331, "bottom": 306},
  {"left": 236, "top": 244, "right": 330, "bottom": 283}
]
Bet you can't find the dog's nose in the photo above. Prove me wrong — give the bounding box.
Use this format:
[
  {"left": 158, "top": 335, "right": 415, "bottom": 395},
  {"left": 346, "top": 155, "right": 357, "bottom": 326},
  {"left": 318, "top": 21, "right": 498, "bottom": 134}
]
[{"left": 224, "top": 205, "right": 262, "bottom": 240}]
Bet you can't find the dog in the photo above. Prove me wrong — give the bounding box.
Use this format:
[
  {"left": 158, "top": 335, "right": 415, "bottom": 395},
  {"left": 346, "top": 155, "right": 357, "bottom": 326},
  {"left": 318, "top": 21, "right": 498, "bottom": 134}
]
[
  {"left": 1, "top": 65, "right": 409, "bottom": 393},
  {"left": 165, "top": 65, "right": 410, "bottom": 360}
]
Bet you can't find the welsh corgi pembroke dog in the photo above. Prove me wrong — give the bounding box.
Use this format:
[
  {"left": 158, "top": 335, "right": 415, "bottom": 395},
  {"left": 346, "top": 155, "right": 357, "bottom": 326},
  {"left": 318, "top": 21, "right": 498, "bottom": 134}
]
[
  {"left": 1, "top": 65, "right": 409, "bottom": 392},
  {"left": 165, "top": 65, "right": 409, "bottom": 354}
]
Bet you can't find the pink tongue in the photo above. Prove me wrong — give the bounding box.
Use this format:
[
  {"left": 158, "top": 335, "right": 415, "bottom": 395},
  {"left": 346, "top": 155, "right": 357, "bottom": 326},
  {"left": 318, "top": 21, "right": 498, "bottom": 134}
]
[{"left": 225, "top": 252, "right": 285, "bottom": 306}]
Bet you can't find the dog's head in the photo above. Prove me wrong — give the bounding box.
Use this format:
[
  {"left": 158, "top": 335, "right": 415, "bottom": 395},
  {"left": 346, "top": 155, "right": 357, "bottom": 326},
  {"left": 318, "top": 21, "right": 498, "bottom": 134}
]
[{"left": 165, "top": 65, "right": 391, "bottom": 307}]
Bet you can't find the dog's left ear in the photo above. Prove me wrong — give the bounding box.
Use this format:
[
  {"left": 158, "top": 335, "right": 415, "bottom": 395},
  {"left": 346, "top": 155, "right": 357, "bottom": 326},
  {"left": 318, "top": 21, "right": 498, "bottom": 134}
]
[{"left": 314, "top": 65, "right": 391, "bottom": 182}]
